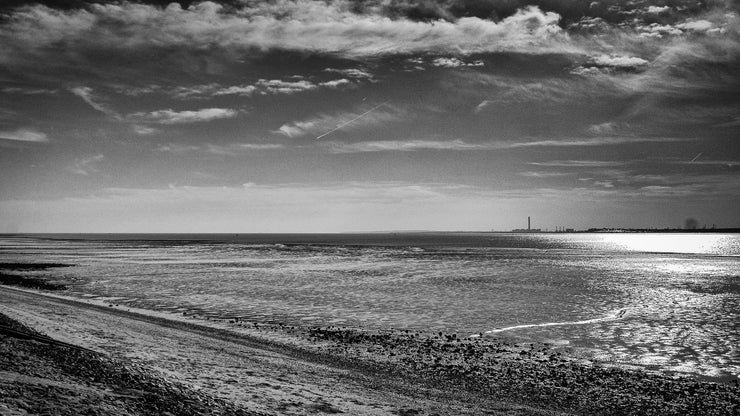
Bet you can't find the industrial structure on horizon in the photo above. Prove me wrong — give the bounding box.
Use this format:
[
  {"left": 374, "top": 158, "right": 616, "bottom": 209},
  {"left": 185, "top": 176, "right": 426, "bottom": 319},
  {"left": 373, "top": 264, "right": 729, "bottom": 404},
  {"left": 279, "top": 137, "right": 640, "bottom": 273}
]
[
  {"left": 512, "top": 216, "right": 542, "bottom": 233},
  {"left": 502, "top": 216, "right": 736, "bottom": 233},
  {"left": 510, "top": 216, "right": 574, "bottom": 233}
]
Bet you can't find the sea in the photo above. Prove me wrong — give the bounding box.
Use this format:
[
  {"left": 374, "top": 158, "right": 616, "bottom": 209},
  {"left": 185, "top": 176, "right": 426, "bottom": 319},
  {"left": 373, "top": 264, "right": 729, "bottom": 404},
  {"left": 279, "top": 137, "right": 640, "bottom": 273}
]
[{"left": 1, "top": 232, "right": 738, "bottom": 382}]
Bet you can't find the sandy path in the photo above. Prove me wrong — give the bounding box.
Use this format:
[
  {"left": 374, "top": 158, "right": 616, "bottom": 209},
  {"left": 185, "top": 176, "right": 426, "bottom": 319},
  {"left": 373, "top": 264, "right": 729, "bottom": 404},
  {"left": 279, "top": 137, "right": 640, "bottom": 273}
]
[{"left": 0, "top": 286, "right": 543, "bottom": 415}]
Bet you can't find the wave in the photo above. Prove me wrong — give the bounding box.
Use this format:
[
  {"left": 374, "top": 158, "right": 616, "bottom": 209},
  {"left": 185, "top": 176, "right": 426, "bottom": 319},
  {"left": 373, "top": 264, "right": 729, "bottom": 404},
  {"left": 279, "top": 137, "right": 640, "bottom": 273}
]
[{"left": 477, "top": 308, "right": 627, "bottom": 336}]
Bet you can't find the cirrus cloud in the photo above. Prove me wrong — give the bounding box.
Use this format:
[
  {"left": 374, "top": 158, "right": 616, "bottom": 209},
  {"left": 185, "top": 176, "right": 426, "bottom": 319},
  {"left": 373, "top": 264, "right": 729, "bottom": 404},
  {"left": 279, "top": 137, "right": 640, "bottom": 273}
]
[
  {"left": 0, "top": 128, "right": 49, "bottom": 143},
  {"left": 129, "top": 108, "right": 239, "bottom": 124}
]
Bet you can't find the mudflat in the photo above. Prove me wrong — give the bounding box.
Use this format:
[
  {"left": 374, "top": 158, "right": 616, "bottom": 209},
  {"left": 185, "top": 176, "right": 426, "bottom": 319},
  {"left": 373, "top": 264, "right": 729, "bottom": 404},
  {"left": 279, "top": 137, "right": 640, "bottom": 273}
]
[{"left": 0, "top": 285, "right": 737, "bottom": 415}]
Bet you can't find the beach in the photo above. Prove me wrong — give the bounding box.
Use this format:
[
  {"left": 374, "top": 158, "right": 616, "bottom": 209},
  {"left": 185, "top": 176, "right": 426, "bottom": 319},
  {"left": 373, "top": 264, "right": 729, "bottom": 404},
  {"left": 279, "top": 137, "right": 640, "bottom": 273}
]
[{"left": 1, "top": 283, "right": 738, "bottom": 416}]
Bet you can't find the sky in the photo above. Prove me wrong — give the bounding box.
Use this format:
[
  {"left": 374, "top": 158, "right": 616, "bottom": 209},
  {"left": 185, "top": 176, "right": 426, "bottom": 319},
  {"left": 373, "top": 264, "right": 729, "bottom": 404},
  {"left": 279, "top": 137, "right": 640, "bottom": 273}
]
[{"left": 0, "top": 0, "right": 738, "bottom": 233}]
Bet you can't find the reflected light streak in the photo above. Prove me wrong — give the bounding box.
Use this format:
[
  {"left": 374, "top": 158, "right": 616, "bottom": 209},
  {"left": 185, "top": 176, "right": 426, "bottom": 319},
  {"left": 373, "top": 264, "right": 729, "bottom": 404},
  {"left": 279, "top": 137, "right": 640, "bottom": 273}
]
[{"left": 594, "top": 234, "right": 738, "bottom": 256}]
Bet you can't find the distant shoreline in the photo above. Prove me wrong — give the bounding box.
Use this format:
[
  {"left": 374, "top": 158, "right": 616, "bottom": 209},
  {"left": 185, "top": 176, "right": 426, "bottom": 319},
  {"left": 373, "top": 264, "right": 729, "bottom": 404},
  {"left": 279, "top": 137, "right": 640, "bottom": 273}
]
[
  {"left": 2, "top": 229, "right": 740, "bottom": 237},
  {"left": 506, "top": 228, "right": 740, "bottom": 233}
]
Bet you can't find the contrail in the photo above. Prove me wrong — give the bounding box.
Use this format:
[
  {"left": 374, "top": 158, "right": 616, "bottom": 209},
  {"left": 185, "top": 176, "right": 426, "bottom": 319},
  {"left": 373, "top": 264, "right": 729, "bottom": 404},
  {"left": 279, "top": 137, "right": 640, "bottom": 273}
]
[
  {"left": 690, "top": 152, "right": 703, "bottom": 163},
  {"left": 315, "top": 101, "right": 390, "bottom": 140}
]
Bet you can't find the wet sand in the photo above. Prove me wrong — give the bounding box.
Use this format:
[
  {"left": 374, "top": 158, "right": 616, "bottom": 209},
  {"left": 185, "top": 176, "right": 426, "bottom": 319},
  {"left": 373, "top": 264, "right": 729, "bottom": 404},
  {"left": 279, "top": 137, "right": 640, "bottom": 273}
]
[{"left": 0, "top": 285, "right": 738, "bottom": 415}]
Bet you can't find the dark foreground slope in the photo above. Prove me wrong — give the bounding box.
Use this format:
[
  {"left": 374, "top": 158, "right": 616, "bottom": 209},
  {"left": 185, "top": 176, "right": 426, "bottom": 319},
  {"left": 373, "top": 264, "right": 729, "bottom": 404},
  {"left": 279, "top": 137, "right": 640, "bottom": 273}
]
[{"left": 0, "top": 312, "right": 255, "bottom": 416}]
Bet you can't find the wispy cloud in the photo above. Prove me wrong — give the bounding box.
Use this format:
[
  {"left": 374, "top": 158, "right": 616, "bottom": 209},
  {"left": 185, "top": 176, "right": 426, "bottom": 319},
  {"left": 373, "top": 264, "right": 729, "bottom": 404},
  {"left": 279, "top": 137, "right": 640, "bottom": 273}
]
[
  {"left": 130, "top": 108, "right": 240, "bottom": 125},
  {"left": 156, "top": 142, "right": 285, "bottom": 155},
  {"left": 323, "top": 139, "right": 489, "bottom": 153},
  {"left": 1, "top": 86, "right": 57, "bottom": 95},
  {"left": 275, "top": 104, "right": 401, "bottom": 139},
  {"left": 69, "top": 86, "right": 121, "bottom": 119},
  {"left": 255, "top": 79, "right": 317, "bottom": 94},
  {"left": 320, "top": 136, "right": 693, "bottom": 153},
  {"left": 68, "top": 86, "right": 241, "bottom": 126},
  {"left": 132, "top": 125, "right": 158, "bottom": 135},
  {"left": 212, "top": 85, "right": 258, "bottom": 96},
  {"left": 586, "top": 122, "right": 628, "bottom": 135},
  {"left": 323, "top": 68, "right": 374, "bottom": 80},
  {"left": 518, "top": 171, "right": 571, "bottom": 178},
  {"left": 170, "top": 84, "right": 256, "bottom": 99},
  {"left": 472, "top": 76, "right": 601, "bottom": 109},
  {"left": 0, "top": 128, "right": 49, "bottom": 143},
  {"left": 319, "top": 79, "right": 352, "bottom": 89},
  {"left": 155, "top": 143, "right": 202, "bottom": 154},
  {"left": 530, "top": 160, "right": 625, "bottom": 167},
  {"left": 505, "top": 137, "right": 692, "bottom": 148},
  {"left": 206, "top": 143, "right": 286, "bottom": 155},
  {"left": 69, "top": 154, "right": 104, "bottom": 175},
  {"left": 143, "top": 77, "right": 354, "bottom": 100},
  {"left": 672, "top": 160, "right": 739, "bottom": 167}
]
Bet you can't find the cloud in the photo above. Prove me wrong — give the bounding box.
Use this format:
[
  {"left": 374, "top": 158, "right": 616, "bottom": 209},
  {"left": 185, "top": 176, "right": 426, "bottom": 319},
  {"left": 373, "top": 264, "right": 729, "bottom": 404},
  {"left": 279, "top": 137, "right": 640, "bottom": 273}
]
[
  {"left": 518, "top": 171, "right": 571, "bottom": 178},
  {"left": 469, "top": 75, "right": 616, "bottom": 109},
  {"left": 159, "top": 77, "right": 353, "bottom": 100},
  {"left": 645, "top": 6, "right": 671, "bottom": 14},
  {"left": 474, "top": 83, "right": 568, "bottom": 108},
  {"left": 672, "top": 159, "right": 739, "bottom": 168},
  {"left": 592, "top": 181, "right": 615, "bottom": 188},
  {"left": 206, "top": 143, "right": 286, "bottom": 155},
  {"left": 70, "top": 154, "right": 104, "bottom": 175},
  {"left": 505, "top": 137, "right": 691, "bottom": 148},
  {"left": 171, "top": 83, "right": 231, "bottom": 99},
  {"left": 133, "top": 125, "right": 158, "bottom": 135},
  {"left": 275, "top": 105, "right": 401, "bottom": 138},
  {"left": 586, "top": 122, "right": 622, "bottom": 135},
  {"left": 130, "top": 108, "right": 239, "bottom": 124},
  {"left": 636, "top": 23, "right": 684, "bottom": 38},
  {"left": 69, "top": 86, "right": 121, "bottom": 119},
  {"left": 319, "top": 79, "right": 352, "bottom": 89},
  {"left": 1, "top": 86, "right": 57, "bottom": 95},
  {"left": 676, "top": 20, "right": 717, "bottom": 33},
  {"left": 323, "top": 68, "right": 374, "bottom": 80},
  {"left": 155, "top": 143, "right": 202, "bottom": 154},
  {"left": 321, "top": 136, "right": 691, "bottom": 153},
  {"left": 156, "top": 142, "right": 286, "bottom": 155},
  {"left": 0, "top": 128, "right": 49, "bottom": 142},
  {"left": 255, "top": 79, "right": 317, "bottom": 94},
  {"left": 591, "top": 55, "right": 649, "bottom": 68},
  {"left": 68, "top": 86, "right": 241, "bottom": 126},
  {"left": 323, "top": 139, "right": 489, "bottom": 153},
  {"left": 530, "top": 160, "right": 625, "bottom": 167},
  {"left": 0, "top": 2, "right": 571, "bottom": 62},
  {"left": 715, "top": 116, "right": 740, "bottom": 127},
  {"left": 169, "top": 81, "right": 305, "bottom": 99},
  {"left": 431, "top": 57, "right": 485, "bottom": 68},
  {"left": 1, "top": 0, "right": 737, "bottom": 84},
  {"left": 212, "top": 85, "right": 258, "bottom": 96},
  {"left": 571, "top": 54, "right": 650, "bottom": 75}
]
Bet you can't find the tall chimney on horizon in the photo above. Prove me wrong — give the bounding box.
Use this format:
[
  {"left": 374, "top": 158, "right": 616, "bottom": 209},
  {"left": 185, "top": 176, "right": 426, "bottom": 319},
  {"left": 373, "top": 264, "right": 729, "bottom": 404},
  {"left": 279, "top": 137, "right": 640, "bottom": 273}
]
[{"left": 528, "top": 216, "right": 531, "bottom": 231}]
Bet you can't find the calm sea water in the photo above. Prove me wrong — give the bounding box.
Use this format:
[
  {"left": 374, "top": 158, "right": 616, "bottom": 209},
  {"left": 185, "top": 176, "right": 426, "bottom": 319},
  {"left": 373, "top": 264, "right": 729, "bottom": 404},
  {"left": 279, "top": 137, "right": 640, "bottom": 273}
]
[{"left": 1, "top": 233, "right": 738, "bottom": 381}]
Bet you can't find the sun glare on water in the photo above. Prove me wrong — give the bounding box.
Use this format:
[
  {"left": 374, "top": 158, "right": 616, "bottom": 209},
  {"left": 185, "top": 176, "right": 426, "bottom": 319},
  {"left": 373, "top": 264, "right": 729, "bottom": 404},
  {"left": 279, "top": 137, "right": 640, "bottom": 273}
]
[{"left": 594, "top": 233, "right": 738, "bottom": 256}]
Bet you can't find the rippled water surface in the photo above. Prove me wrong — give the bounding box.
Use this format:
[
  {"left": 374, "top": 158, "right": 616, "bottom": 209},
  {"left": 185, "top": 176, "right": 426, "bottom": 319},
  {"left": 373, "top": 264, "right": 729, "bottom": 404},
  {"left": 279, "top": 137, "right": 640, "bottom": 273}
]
[{"left": 1, "top": 233, "right": 738, "bottom": 381}]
